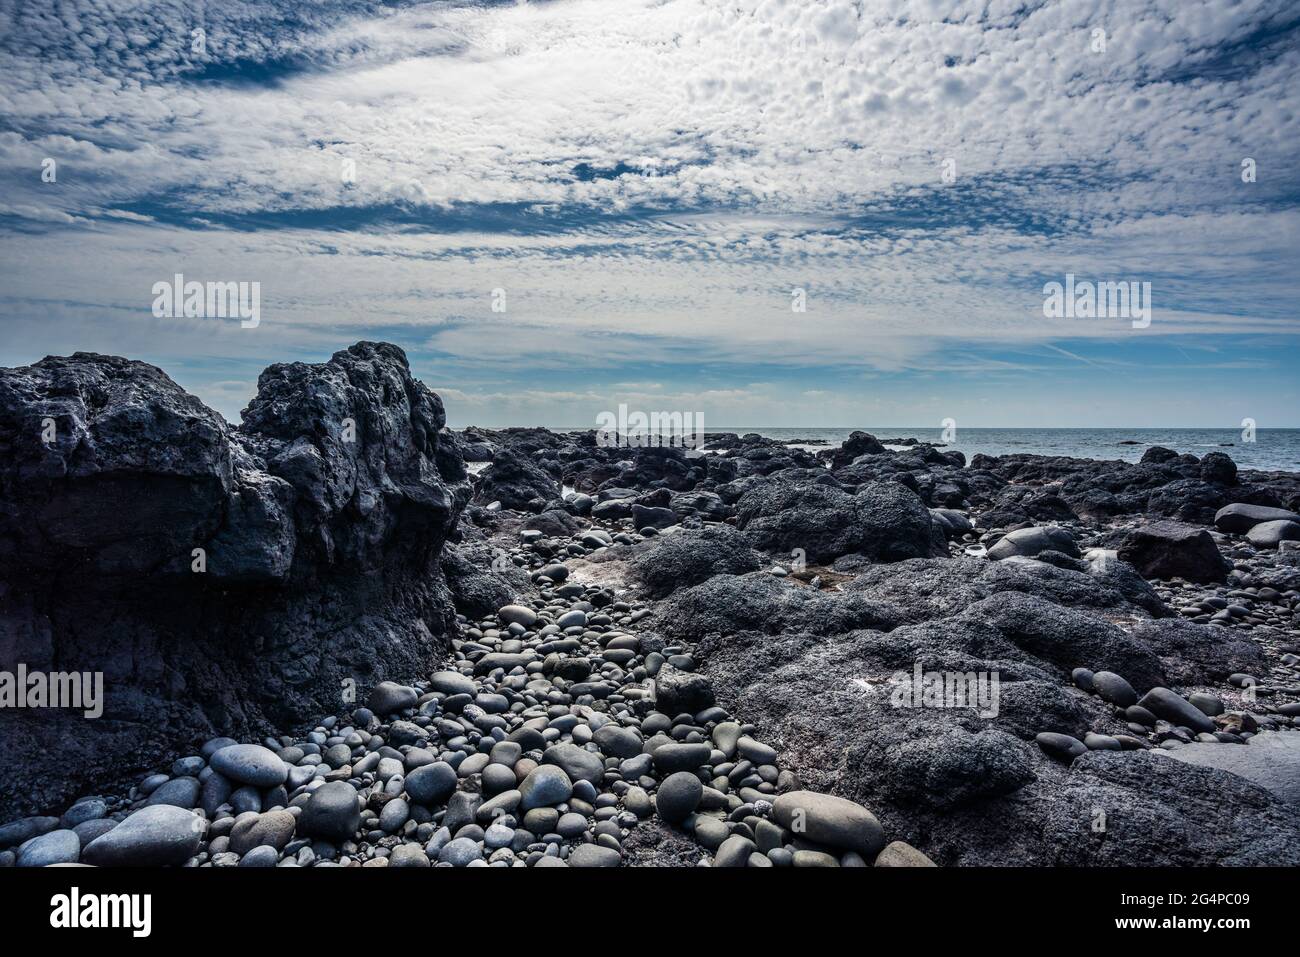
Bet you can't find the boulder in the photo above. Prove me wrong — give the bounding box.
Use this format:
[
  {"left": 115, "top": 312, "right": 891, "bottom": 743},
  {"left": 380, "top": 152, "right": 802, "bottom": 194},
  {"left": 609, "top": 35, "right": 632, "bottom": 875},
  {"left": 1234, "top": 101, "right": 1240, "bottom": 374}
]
[
  {"left": 735, "top": 479, "right": 943, "bottom": 564},
  {"left": 626, "top": 525, "right": 763, "bottom": 599},
  {"left": 652, "top": 664, "right": 716, "bottom": 715},
  {"left": 1214, "top": 503, "right": 1300, "bottom": 534},
  {"left": 0, "top": 342, "right": 470, "bottom": 818},
  {"left": 988, "top": 525, "right": 1081, "bottom": 561},
  {"left": 1246, "top": 520, "right": 1300, "bottom": 549},
  {"left": 1199, "top": 451, "right": 1237, "bottom": 485},
  {"left": 472, "top": 445, "right": 559, "bottom": 512},
  {"left": 1117, "top": 521, "right": 1230, "bottom": 583}
]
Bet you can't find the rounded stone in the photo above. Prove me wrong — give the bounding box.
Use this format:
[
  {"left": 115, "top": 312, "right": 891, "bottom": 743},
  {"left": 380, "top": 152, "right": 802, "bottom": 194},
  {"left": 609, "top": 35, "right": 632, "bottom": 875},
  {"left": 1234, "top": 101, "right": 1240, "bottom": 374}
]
[
  {"left": 593, "top": 725, "right": 642, "bottom": 759},
  {"left": 389, "top": 843, "right": 431, "bottom": 868},
  {"left": 209, "top": 744, "right": 288, "bottom": 788},
  {"left": 652, "top": 743, "right": 711, "bottom": 775},
  {"left": 556, "top": 610, "right": 587, "bottom": 630},
  {"left": 229, "top": 810, "right": 296, "bottom": 855},
  {"left": 298, "top": 781, "right": 361, "bottom": 843},
  {"left": 405, "top": 762, "right": 458, "bottom": 806},
  {"left": 519, "top": 764, "right": 574, "bottom": 811},
  {"left": 655, "top": 771, "right": 703, "bottom": 824},
  {"left": 1035, "top": 732, "right": 1088, "bottom": 762},
  {"left": 771, "top": 791, "right": 885, "bottom": 857},
  {"left": 368, "top": 681, "right": 418, "bottom": 715},
  {"left": 17, "top": 829, "right": 80, "bottom": 867},
  {"left": 1090, "top": 671, "right": 1138, "bottom": 708},
  {"left": 429, "top": 670, "right": 476, "bottom": 697},
  {"left": 874, "top": 840, "right": 937, "bottom": 867},
  {"left": 568, "top": 843, "right": 621, "bottom": 867},
  {"left": 82, "top": 805, "right": 204, "bottom": 866},
  {"left": 437, "top": 837, "right": 483, "bottom": 866},
  {"left": 498, "top": 604, "right": 538, "bottom": 628}
]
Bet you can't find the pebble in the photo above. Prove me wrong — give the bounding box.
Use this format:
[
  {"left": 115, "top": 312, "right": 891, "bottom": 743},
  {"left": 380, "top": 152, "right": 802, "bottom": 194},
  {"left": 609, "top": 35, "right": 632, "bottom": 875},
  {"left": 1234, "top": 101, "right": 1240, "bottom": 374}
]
[
  {"left": 1035, "top": 732, "right": 1087, "bottom": 762},
  {"left": 81, "top": 805, "right": 204, "bottom": 866},
  {"left": 656, "top": 772, "right": 703, "bottom": 824},
  {"left": 1090, "top": 671, "right": 1138, "bottom": 708},
  {"left": 519, "top": 765, "right": 574, "bottom": 811},
  {"left": 771, "top": 791, "right": 884, "bottom": 857},
  {"left": 17, "top": 829, "right": 81, "bottom": 867},
  {"left": 568, "top": 843, "right": 621, "bottom": 867},
  {"left": 438, "top": 837, "right": 483, "bottom": 866},
  {"left": 298, "top": 781, "right": 361, "bottom": 843},
  {"left": 367, "top": 681, "right": 418, "bottom": 715},
  {"left": 209, "top": 744, "right": 289, "bottom": 788}
]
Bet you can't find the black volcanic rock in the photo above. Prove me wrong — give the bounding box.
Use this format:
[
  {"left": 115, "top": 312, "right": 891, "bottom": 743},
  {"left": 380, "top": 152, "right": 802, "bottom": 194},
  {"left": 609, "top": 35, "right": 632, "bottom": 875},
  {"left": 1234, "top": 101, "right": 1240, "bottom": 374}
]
[
  {"left": 626, "top": 525, "right": 763, "bottom": 599},
  {"left": 0, "top": 342, "right": 470, "bottom": 817},
  {"left": 735, "top": 479, "right": 944, "bottom": 564},
  {"left": 820, "top": 430, "right": 887, "bottom": 468},
  {"left": 473, "top": 445, "right": 560, "bottom": 512},
  {"left": 1117, "top": 521, "right": 1230, "bottom": 583}
]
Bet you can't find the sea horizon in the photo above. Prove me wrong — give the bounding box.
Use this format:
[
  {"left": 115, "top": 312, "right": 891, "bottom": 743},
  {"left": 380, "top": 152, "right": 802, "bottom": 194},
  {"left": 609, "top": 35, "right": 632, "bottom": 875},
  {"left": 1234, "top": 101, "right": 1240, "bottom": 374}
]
[{"left": 456, "top": 425, "right": 1300, "bottom": 472}]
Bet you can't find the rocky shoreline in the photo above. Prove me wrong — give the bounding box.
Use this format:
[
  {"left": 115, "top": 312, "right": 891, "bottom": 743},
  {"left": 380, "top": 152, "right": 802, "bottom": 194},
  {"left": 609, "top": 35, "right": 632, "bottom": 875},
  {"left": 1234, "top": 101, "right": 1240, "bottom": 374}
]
[{"left": 3, "top": 348, "right": 1300, "bottom": 867}]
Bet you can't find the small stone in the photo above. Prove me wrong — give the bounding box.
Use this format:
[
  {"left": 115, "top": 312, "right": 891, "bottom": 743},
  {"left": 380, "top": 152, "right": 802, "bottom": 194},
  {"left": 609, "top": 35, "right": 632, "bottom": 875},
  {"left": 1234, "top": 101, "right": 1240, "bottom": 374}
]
[
  {"left": 498, "top": 604, "right": 538, "bottom": 628},
  {"left": 568, "top": 843, "right": 621, "bottom": 867},
  {"left": 299, "top": 781, "right": 361, "bottom": 843},
  {"left": 519, "top": 765, "right": 574, "bottom": 811},
  {"left": 1090, "top": 671, "right": 1138, "bottom": 708},
  {"left": 438, "top": 837, "right": 483, "bottom": 866},
  {"left": 656, "top": 772, "right": 703, "bottom": 824},
  {"left": 714, "top": 834, "right": 756, "bottom": 867},
  {"left": 389, "top": 843, "right": 430, "bottom": 868},
  {"left": 17, "top": 829, "right": 80, "bottom": 867},
  {"left": 874, "top": 841, "right": 937, "bottom": 867},
  {"left": 209, "top": 744, "right": 288, "bottom": 788},
  {"left": 771, "top": 791, "right": 884, "bottom": 857},
  {"left": 405, "top": 762, "right": 458, "bottom": 806},
  {"left": 1035, "top": 732, "right": 1087, "bottom": 762}
]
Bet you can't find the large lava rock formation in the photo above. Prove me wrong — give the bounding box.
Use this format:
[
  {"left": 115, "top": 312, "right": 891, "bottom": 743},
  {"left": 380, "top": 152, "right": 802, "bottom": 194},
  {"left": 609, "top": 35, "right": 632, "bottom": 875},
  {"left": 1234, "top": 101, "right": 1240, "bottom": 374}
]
[{"left": 0, "top": 342, "right": 470, "bottom": 816}]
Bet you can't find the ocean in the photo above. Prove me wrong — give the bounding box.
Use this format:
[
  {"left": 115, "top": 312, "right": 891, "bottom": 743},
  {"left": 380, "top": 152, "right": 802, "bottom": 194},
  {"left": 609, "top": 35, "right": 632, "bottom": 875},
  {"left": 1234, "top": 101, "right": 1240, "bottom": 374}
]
[
  {"left": 535, "top": 426, "right": 1300, "bottom": 472},
  {"left": 721, "top": 427, "right": 1300, "bottom": 472}
]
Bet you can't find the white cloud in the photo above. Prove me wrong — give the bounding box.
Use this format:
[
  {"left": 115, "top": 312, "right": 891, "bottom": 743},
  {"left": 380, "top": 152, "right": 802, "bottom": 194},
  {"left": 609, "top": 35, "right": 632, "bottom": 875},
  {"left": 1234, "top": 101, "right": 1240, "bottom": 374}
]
[{"left": 0, "top": 0, "right": 1297, "bottom": 425}]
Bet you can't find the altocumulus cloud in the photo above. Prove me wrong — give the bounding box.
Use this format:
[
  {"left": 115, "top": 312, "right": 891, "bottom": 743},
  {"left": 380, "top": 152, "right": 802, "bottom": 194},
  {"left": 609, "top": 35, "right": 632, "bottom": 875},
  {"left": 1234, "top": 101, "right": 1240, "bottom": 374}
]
[{"left": 0, "top": 0, "right": 1297, "bottom": 426}]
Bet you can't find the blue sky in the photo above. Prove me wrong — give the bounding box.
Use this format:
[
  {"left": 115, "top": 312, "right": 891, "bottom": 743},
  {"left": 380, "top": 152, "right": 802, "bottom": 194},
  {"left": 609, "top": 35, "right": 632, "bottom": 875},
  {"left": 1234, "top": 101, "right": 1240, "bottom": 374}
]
[{"left": 1, "top": 0, "right": 1297, "bottom": 427}]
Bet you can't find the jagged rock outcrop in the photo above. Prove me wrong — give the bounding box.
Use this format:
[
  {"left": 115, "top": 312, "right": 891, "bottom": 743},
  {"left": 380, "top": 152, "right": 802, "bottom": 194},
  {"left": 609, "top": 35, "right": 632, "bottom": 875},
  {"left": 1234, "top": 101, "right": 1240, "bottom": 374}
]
[{"left": 0, "top": 342, "right": 470, "bottom": 817}]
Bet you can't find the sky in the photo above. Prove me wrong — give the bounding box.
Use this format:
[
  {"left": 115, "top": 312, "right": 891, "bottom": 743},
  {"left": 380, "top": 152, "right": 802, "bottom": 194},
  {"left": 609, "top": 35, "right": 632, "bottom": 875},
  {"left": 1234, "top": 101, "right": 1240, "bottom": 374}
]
[{"left": 0, "top": 0, "right": 1297, "bottom": 428}]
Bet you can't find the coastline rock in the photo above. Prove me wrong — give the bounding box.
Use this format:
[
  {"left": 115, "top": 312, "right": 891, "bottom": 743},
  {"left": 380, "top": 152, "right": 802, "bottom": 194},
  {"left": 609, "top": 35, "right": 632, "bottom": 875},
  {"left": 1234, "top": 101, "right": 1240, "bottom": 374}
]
[
  {"left": 1117, "top": 521, "right": 1230, "bottom": 583},
  {"left": 1246, "top": 519, "right": 1300, "bottom": 549},
  {"left": 472, "top": 445, "right": 560, "bottom": 513},
  {"left": 1214, "top": 503, "right": 1300, "bottom": 534},
  {"left": 0, "top": 342, "right": 470, "bottom": 818},
  {"left": 988, "top": 526, "right": 1080, "bottom": 561},
  {"left": 626, "top": 525, "right": 762, "bottom": 599}
]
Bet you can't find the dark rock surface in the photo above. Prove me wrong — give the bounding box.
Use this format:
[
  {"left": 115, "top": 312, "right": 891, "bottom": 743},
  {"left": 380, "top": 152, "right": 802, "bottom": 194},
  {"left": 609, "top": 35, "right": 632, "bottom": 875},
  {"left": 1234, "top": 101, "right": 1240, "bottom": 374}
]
[
  {"left": 625, "top": 525, "right": 763, "bottom": 599},
  {"left": 472, "top": 445, "right": 560, "bottom": 512},
  {"left": 0, "top": 342, "right": 470, "bottom": 817},
  {"left": 735, "top": 479, "right": 944, "bottom": 564},
  {"left": 1117, "top": 521, "right": 1231, "bottom": 583}
]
